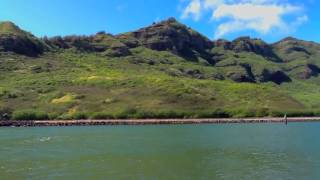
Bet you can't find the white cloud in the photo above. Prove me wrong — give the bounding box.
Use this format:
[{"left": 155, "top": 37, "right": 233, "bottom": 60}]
[
  {"left": 203, "top": 0, "right": 224, "bottom": 9},
  {"left": 182, "top": 0, "right": 202, "bottom": 21},
  {"left": 181, "top": 0, "right": 308, "bottom": 39},
  {"left": 293, "top": 15, "right": 309, "bottom": 27}
]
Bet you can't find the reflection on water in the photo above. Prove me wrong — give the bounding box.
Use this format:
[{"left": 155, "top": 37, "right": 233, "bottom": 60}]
[{"left": 0, "top": 123, "right": 320, "bottom": 179}]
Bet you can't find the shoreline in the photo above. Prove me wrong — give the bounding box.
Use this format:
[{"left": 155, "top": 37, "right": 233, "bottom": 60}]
[{"left": 1, "top": 117, "right": 320, "bottom": 127}]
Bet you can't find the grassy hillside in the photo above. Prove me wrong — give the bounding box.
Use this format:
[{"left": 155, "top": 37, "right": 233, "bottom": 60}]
[{"left": 1, "top": 19, "right": 320, "bottom": 120}]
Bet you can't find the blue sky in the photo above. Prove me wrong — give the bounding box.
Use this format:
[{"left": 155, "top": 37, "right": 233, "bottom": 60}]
[{"left": 0, "top": 0, "right": 318, "bottom": 43}]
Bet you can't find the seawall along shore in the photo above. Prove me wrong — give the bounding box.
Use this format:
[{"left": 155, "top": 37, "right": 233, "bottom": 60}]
[{"left": 1, "top": 117, "right": 320, "bottom": 127}]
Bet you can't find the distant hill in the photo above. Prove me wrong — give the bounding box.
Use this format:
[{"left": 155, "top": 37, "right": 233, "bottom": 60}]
[{"left": 1, "top": 18, "right": 320, "bottom": 120}]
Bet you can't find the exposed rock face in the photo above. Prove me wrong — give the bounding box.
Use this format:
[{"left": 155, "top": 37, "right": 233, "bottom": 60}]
[
  {"left": 232, "top": 37, "right": 280, "bottom": 61},
  {"left": 213, "top": 39, "right": 232, "bottom": 49},
  {"left": 57, "top": 35, "right": 94, "bottom": 51},
  {"left": 47, "top": 34, "right": 110, "bottom": 51},
  {"left": 104, "top": 42, "right": 131, "bottom": 57},
  {"left": 227, "top": 71, "right": 255, "bottom": 83},
  {"left": 269, "top": 71, "right": 292, "bottom": 84},
  {"left": 46, "top": 33, "right": 131, "bottom": 56},
  {"left": 232, "top": 37, "right": 267, "bottom": 51},
  {"left": 182, "top": 68, "right": 204, "bottom": 79},
  {"left": 258, "top": 69, "right": 291, "bottom": 84},
  {"left": 299, "top": 64, "right": 320, "bottom": 79},
  {"left": 0, "top": 35, "right": 45, "bottom": 56},
  {"left": 225, "top": 65, "right": 255, "bottom": 83},
  {"left": 44, "top": 36, "right": 69, "bottom": 49}
]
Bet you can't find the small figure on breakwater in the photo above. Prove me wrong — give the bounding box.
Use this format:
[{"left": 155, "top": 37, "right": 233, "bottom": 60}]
[{"left": 284, "top": 113, "right": 288, "bottom": 125}]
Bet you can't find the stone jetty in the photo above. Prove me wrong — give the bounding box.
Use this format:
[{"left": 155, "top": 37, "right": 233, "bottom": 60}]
[{"left": 1, "top": 117, "right": 320, "bottom": 127}]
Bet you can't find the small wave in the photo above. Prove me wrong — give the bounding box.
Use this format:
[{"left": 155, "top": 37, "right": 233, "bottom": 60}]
[{"left": 39, "top": 137, "right": 51, "bottom": 142}]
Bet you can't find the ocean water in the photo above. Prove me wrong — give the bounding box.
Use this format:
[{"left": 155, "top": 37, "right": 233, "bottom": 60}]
[{"left": 0, "top": 123, "right": 320, "bottom": 180}]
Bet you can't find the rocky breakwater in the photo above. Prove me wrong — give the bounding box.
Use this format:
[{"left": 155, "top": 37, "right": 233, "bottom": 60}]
[{"left": 1, "top": 117, "right": 320, "bottom": 127}]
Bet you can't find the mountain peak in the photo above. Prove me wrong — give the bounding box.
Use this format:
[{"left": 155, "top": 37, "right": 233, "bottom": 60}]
[
  {"left": 0, "top": 21, "right": 24, "bottom": 35},
  {"left": 127, "top": 17, "right": 213, "bottom": 60},
  {"left": 280, "top": 37, "right": 299, "bottom": 42},
  {"left": 160, "top": 17, "right": 178, "bottom": 24},
  {"left": 148, "top": 17, "right": 186, "bottom": 30}
]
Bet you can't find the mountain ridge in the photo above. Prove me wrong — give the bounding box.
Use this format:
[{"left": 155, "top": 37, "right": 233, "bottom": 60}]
[
  {"left": 1, "top": 18, "right": 320, "bottom": 84},
  {"left": 1, "top": 18, "right": 318, "bottom": 59}
]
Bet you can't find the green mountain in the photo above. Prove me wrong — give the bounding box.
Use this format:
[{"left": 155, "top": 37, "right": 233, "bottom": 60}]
[{"left": 1, "top": 18, "right": 320, "bottom": 120}]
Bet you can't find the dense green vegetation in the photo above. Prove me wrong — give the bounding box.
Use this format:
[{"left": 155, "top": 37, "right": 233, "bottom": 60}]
[{"left": 1, "top": 18, "right": 320, "bottom": 120}]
